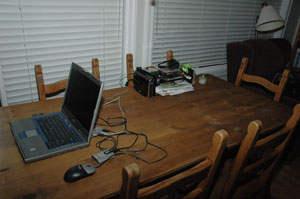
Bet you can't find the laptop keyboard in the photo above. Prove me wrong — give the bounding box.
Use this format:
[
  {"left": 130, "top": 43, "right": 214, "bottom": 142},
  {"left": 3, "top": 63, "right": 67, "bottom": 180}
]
[{"left": 35, "top": 115, "right": 82, "bottom": 149}]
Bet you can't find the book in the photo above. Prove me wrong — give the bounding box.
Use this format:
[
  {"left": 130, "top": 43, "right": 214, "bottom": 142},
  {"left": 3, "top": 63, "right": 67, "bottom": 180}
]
[{"left": 293, "top": 48, "right": 300, "bottom": 68}]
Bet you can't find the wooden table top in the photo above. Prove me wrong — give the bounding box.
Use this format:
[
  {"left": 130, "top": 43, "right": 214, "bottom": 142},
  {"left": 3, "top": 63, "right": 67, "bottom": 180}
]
[{"left": 0, "top": 75, "right": 292, "bottom": 199}]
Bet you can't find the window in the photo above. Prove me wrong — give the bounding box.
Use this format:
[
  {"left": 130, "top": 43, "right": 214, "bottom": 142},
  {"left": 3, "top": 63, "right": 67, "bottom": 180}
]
[
  {"left": 152, "top": 0, "right": 283, "bottom": 68},
  {"left": 0, "top": 0, "right": 124, "bottom": 106}
]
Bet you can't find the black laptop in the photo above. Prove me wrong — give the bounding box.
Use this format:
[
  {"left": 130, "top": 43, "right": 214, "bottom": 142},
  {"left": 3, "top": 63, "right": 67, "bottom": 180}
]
[{"left": 10, "top": 62, "right": 104, "bottom": 163}]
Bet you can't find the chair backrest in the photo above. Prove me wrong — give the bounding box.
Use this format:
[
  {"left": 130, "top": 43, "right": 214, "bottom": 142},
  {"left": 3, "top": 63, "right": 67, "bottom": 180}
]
[
  {"left": 120, "top": 130, "right": 228, "bottom": 199},
  {"left": 92, "top": 58, "right": 100, "bottom": 79},
  {"left": 126, "top": 54, "right": 134, "bottom": 87},
  {"left": 167, "top": 50, "right": 173, "bottom": 61},
  {"left": 34, "top": 64, "right": 68, "bottom": 101},
  {"left": 221, "top": 104, "right": 300, "bottom": 198},
  {"left": 35, "top": 61, "right": 100, "bottom": 101},
  {"left": 235, "top": 57, "right": 290, "bottom": 102}
]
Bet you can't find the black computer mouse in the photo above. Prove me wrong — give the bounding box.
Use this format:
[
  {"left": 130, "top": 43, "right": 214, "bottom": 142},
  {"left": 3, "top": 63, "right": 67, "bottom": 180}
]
[{"left": 64, "top": 164, "right": 96, "bottom": 183}]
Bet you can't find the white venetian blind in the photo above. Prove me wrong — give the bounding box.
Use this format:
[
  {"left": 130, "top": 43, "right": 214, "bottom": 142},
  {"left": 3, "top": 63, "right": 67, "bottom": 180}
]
[
  {"left": 152, "top": 0, "right": 283, "bottom": 67},
  {"left": 0, "top": 0, "right": 123, "bottom": 106}
]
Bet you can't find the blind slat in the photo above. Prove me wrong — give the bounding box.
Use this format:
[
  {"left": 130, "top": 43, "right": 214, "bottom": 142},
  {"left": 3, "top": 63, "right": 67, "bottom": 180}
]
[
  {"left": 152, "top": 0, "right": 283, "bottom": 67},
  {"left": 0, "top": 0, "right": 124, "bottom": 105}
]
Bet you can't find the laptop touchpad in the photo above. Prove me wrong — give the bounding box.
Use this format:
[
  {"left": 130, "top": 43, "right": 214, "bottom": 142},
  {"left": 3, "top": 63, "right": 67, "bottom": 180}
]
[{"left": 25, "top": 129, "right": 38, "bottom": 137}]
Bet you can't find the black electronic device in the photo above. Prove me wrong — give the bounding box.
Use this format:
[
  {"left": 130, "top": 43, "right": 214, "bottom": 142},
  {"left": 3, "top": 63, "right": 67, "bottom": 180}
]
[
  {"left": 133, "top": 67, "right": 157, "bottom": 98},
  {"left": 64, "top": 164, "right": 96, "bottom": 183},
  {"left": 157, "top": 59, "right": 182, "bottom": 82},
  {"left": 158, "top": 59, "right": 180, "bottom": 69}
]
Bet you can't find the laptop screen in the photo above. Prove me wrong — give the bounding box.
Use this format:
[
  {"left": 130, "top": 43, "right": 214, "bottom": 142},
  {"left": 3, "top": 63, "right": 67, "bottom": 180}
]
[{"left": 62, "top": 63, "right": 103, "bottom": 138}]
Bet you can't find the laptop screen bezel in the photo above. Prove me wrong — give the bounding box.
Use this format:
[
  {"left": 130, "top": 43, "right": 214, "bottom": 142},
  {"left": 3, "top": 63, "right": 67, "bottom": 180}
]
[{"left": 61, "top": 62, "right": 104, "bottom": 142}]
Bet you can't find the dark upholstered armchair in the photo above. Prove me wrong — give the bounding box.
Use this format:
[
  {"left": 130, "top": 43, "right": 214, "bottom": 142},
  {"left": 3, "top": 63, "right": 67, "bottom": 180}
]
[{"left": 227, "top": 38, "right": 291, "bottom": 84}]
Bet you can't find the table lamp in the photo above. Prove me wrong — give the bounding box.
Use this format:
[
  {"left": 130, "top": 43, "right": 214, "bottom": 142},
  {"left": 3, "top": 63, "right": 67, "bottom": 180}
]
[{"left": 255, "top": 2, "right": 284, "bottom": 39}]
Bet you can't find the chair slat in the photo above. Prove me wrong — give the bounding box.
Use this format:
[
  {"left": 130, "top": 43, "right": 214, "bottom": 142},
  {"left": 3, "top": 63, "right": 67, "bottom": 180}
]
[
  {"left": 253, "top": 127, "right": 289, "bottom": 152},
  {"left": 44, "top": 79, "right": 67, "bottom": 94},
  {"left": 235, "top": 57, "right": 290, "bottom": 102},
  {"left": 139, "top": 160, "right": 211, "bottom": 198},
  {"left": 242, "top": 150, "right": 278, "bottom": 176},
  {"left": 242, "top": 74, "right": 278, "bottom": 92}
]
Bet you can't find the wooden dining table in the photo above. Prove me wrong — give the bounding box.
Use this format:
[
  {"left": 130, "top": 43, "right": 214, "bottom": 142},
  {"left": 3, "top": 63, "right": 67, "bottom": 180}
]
[{"left": 0, "top": 74, "right": 292, "bottom": 199}]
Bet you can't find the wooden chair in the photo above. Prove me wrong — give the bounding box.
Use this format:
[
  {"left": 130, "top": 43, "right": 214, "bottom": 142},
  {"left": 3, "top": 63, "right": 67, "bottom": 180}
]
[
  {"left": 221, "top": 104, "right": 300, "bottom": 199},
  {"left": 34, "top": 64, "right": 68, "bottom": 101},
  {"left": 92, "top": 58, "right": 100, "bottom": 79},
  {"left": 35, "top": 61, "right": 101, "bottom": 101},
  {"left": 120, "top": 130, "right": 228, "bottom": 199},
  {"left": 235, "top": 57, "right": 290, "bottom": 102}
]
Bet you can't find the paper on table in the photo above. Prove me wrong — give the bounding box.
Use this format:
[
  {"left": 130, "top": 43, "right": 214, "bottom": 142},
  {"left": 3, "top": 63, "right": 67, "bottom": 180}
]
[{"left": 156, "top": 80, "right": 194, "bottom": 96}]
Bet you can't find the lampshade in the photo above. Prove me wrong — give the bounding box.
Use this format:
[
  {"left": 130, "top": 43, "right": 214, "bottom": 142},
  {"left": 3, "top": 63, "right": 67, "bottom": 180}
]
[{"left": 256, "top": 5, "right": 284, "bottom": 32}]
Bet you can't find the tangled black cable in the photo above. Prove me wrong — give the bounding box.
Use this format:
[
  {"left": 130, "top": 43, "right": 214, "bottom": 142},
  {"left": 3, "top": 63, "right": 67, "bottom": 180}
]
[
  {"left": 95, "top": 123, "right": 168, "bottom": 164},
  {"left": 96, "top": 116, "right": 127, "bottom": 127},
  {"left": 95, "top": 86, "right": 167, "bottom": 164}
]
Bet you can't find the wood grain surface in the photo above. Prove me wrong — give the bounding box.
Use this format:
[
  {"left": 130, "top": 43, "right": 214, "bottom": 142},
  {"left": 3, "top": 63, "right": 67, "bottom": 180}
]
[{"left": 0, "top": 75, "right": 292, "bottom": 199}]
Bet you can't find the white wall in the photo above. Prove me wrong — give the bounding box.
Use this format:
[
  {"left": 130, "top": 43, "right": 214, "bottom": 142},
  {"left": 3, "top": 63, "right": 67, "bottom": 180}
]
[{"left": 134, "top": 0, "right": 155, "bottom": 68}]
